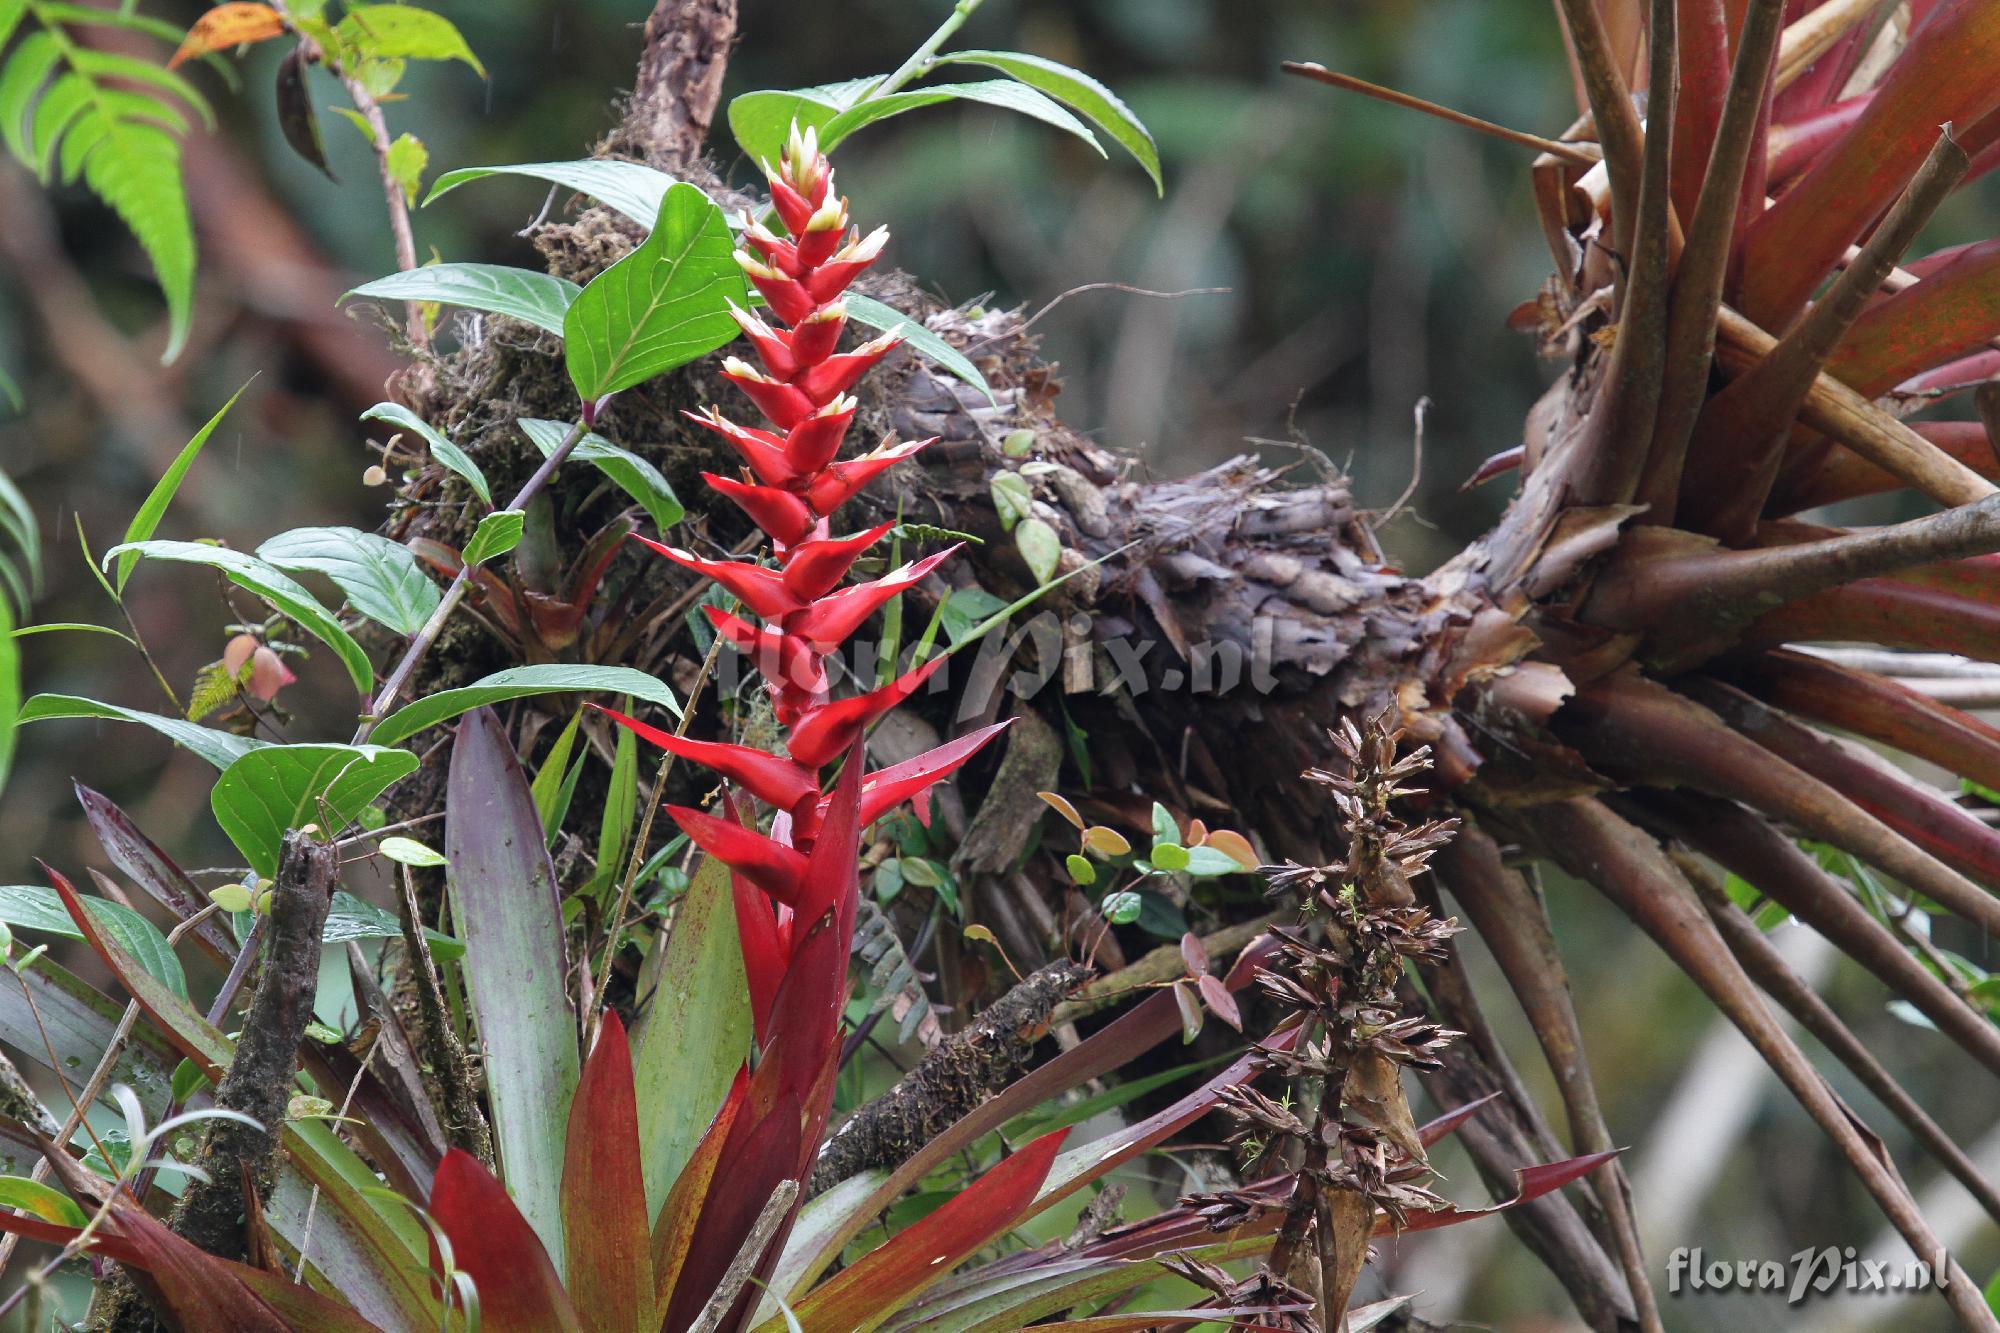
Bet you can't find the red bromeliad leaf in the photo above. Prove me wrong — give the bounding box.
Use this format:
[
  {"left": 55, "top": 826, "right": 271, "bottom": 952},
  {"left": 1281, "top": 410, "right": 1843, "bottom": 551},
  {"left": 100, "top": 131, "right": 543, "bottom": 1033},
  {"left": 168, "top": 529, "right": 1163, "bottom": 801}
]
[
  {"left": 430, "top": 1150, "right": 585, "bottom": 1333},
  {"left": 704, "top": 472, "right": 817, "bottom": 549},
  {"left": 1669, "top": 0, "right": 1731, "bottom": 224},
  {"left": 1737, "top": 649, "right": 2000, "bottom": 793},
  {"left": 784, "top": 547, "right": 960, "bottom": 653},
  {"left": 1768, "top": 95, "right": 1873, "bottom": 185},
  {"left": 1827, "top": 239, "right": 2000, "bottom": 397},
  {"left": 786, "top": 655, "right": 949, "bottom": 769},
  {"left": 1772, "top": 422, "right": 1998, "bottom": 512},
  {"left": 597, "top": 705, "right": 818, "bottom": 815},
  {"left": 794, "top": 735, "right": 866, "bottom": 929},
  {"left": 660, "top": 1092, "right": 804, "bottom": 1333},
  {"left": 562, "top": 1014, "right": 657, "bottom": 1333},
  {"left": 652, "top": 1070, "right": 748, "bottom": 1311},
  {"left": 1751, "top": 579, "right": 2000, "bottom": 663},
  {"left": 1388, "top": 1149, "right": 1623, "bottom": 1235},
  {"left": 851, "top": 720, "right": 1014, "bottom": 827},
  {"left": 668, "top": 803, "right": 811, "bottom": 903},
  {"left": 1738, "top": 0, "right": 2000, "bottom": 329},
  {"left": 1417, "top": 1092, "right": 1501, "bottom": 1147},
  {"left": 788, "top": 1130, "right": 1070, "bottom": 1333},
  {"left": 632, "top": 535, "right": 803, "bottom": 620},
  {"left": 781, "top": 522, "right": 893, "bottom": 602}
]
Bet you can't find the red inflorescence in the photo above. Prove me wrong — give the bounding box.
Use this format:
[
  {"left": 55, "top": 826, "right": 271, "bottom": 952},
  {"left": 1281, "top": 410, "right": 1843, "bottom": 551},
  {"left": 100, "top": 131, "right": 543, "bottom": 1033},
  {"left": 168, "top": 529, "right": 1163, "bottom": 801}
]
[{"left": 596, "top": 125, "right": 1009, "bottom": 1043}]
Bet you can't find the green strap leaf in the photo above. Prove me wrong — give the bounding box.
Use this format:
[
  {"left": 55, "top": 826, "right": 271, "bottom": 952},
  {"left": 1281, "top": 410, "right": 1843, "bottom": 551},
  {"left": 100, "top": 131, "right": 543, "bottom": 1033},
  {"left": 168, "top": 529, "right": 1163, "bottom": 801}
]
[
  {"left": 117, "top": 382, "right": 250, "bottom": 591},
  {"left": 843, "top": 293, "right": 995, "bottom": 404},
  {"left": 19, "top": 693, "right": 264, "bottom": 769},
  {"left": 939, "top": 50, "right": 1160, "bottom": 192},
  {"left": 425, "top": 159, "right": 677, "bottom": 230},
  {"left": 347, "top": 263, "right": 580, "bottom": 338},
  {"left": 0, "top": 883, "right": 187, "bottom": 999},
  {"left": 360, "top": 402, "right": 491, "bottom": 506},
  {"left": 257, "top": 526, "right": 442, "bottom": 637},
  {"left": 368, "top": 664, "right": 681, "bottom": 748},
  {"left": 103, "top": 540, "right": 374, "bottom": 697},
  {"left": 211, "top": 744, "right": 419, "bottom": 879},
  {"left": 563, "top": 181, "right": 746, "bottom": 401},
  {"left": 0, "top": 595, "right": 15, "bottom": 799},
  {"left": 519, "top": 418, "right": 682, "bottom": 532}
]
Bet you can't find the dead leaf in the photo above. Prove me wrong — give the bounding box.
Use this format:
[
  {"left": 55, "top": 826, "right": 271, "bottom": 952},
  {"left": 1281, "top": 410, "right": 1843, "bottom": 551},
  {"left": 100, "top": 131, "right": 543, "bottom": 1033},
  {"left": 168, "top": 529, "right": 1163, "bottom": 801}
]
[{"left": 169, "top": 3, "right": 285, "bottom": 68}]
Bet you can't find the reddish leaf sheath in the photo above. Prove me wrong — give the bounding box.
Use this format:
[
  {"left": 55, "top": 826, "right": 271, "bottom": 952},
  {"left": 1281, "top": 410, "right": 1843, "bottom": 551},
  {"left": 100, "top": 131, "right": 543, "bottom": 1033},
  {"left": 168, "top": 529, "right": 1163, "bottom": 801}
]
[
  {"left": 562, "top": 1014, "right": 656, "bottom": 1332},
  {"left": 430, "top": 1150, "right": 585, "bottom": 1333}
]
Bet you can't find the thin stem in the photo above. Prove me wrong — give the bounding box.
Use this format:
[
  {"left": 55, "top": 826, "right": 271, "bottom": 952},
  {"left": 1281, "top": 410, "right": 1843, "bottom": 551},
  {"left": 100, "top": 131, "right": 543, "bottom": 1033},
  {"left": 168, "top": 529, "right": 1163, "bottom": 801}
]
[
  {"left": 585, "top": 629, "right": 725, "bottom": 1047},
  {"left": 356, "top": 417, "right": 594, "bottom": 740},
  {"left": 871, "top": 0, "right": 985, "bottom": 101}
]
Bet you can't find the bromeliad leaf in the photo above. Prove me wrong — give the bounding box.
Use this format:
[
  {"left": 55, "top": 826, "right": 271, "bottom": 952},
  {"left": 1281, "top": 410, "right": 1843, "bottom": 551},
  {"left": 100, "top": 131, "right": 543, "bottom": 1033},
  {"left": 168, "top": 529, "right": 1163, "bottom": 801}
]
[
  {"left": 461, "top": 508, "right": 525, "bottom": 566},
  {"left": 104, "top": 540, "right": 374, "bottom": 696},
  {"left": 118, "top": 381, "right": 250, "bottom": 592},
  {"left": 257, "top": 526, "right": 441, "bottom": 636},
  {"left": 0, "top": 883, "right": 187, "bottom": 999},
  {"left": 563, "top": 181, "right": 745, "bottom": 401},
  {"left": 520, "top": 418, "right": 682, "bottom": 531},
  {"left": 426, "top": 158, "right": 677, "bottom": 230},
  {"left": 360, "top": 402, "right": 491, "bottom": 504},
  {"left": 940, "top": 51, "right": 1161, "bottom": 192},
  {"left": 368, "top": 663, "right": 681, "bottom": 747},
  {"left": 211, "top": 744, "right": 419, "bottom": 878},
  {"left": 446, "top": 707, "right": 579, "bottom": 1267},
  {"left": 348, "top": 263, "right": 580, "bottom": 338},
  {"left": 18, "top": 694, "right": 264, "bottom": 769}
]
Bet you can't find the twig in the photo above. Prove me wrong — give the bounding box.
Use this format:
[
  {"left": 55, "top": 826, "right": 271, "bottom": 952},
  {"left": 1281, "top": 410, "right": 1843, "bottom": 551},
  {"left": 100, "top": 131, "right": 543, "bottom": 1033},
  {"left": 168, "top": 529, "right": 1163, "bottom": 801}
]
[
  {"left": 1281, "top": 63, "right": 1601, "bottom": 165},
  {"left": 686, "top": 1181, "right": 799, "bottom": 1333},
  {"left": 1376, "top": 396, "right": 1429, "bottom": 528},
  {"left": 1016, "top": 283, "right": 1232, "bottom": 334},
  {"left": 356, "top": 417, "right": 595, "bottom": 739}
]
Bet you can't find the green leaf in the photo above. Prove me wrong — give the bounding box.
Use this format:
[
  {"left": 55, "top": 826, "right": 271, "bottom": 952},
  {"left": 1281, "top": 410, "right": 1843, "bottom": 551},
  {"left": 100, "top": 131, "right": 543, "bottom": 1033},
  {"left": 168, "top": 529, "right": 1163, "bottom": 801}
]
[
  {"left": 425, "top": 159, "right": 677, "bottom": 230},
  {"left": 1182, "top": 845, "right": 1247, "bottom": 878},
  {"left": 843, "top": 292, "right": 995, "bottom": 403},
  {"left": 1150, "top": 842, "right": 1189, "bottom": 872},
  {"left": 0, "top": 463, "right": 38, "bottom": 599},
  {"left": 1015, "top": 517, "right": 1060, "bottom": 583},
  {"left": 7, "top": 621, "right": 135, "bottom": 644},
  {"left": 1101, "top": 890, "right": 1142, "bottom": 925},
  {"left": 631, "top": 854, "right": 750, "bottom": 1219},
  {"left": 18, "top": 694, "right": 263, "bottom": 769},
  {"left": 104, "top": 540, "right": 374, "bottom": 697},
  {"left": 1064, "top": 853, "right": 1095, "bottom": 886},
  {"left": 821, "top": 80, "right": 1104, "bottom": 159},
  {"left": 938, "top": 587, "right": 1009, "bottom": 646},
  {"left": 335, "top": 4, "right": 483, "bottom": 76},
  {"left": 360, "top": 402, "right": 490, "bottom": 505},
  {"left": 368, "top": 664, "right": 681, "bottom": 748},
  {"left": 461, "top": 509, "right": 524, "bottom": 566},
  {"left": 170, "top": 1058, "right": 208, "bottom": 1105},
  {"left": 257, "top": 526, "right": 441, "bottom": 637},
  {"left": 1150, "top": 801, "right": 1179, "bottom": 845},
  {"left": 726, "top": 77, "right": 878, "bottom": 166},
  {"left": 117, "top": 381, "right": 249, "bottom": 591},
  {"left": 211, "top": 744, "right": 419, "bottom": 879},
  {"left": 990, "top": 472, "right": 1031, "bottom": 532},
  {"left": 0, "top": 1175, "right": 88, "bottom": 1229},
  {"left": 376, "top": 836, "right": 444, "bottom": 867},
  {"left": 0, "top": 595, "right": 15, "bottom": 798},
  {"left": 519, "top": 418, "right": 682, "bottom": 532},
  {"left": 445, "top": 707, "right": 578, "bottom": 1265},
  {"left": 939, "top": 51, "right": 1161, "bottom": 192},
  {"left": 563, "top": 182, "right": 746, "bottom": 401},
  {"left": 531, "top": 708, "right": 584, "bottom": 839},
  {"left": 591, "top": 701, "right": 638, "bottom": 898},
  {"left": 348, "top": 264, "right": 580, "bottom": 338},
  {"left": 324, "top": 889, "right": 463, "bottom": 961},
  {"left": 0, "top": 884, "right": 186, "bottom": 999},
  {"left": 385, "top": 130, "right": 426, "bottom": 204}
]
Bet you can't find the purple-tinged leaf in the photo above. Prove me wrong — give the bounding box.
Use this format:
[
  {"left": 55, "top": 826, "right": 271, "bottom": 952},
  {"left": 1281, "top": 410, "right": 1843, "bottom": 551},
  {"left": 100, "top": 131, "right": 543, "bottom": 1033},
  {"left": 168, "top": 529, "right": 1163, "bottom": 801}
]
[{"left": 431, "top": 1149, "right": 585, "bottom": 1333}]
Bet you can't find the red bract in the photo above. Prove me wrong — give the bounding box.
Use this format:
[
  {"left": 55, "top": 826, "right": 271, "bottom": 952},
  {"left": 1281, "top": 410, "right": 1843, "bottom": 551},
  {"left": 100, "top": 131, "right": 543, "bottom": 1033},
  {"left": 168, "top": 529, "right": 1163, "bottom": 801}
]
[{"left": 598, "top": 128, "right": 1010, "bottom": 1309}]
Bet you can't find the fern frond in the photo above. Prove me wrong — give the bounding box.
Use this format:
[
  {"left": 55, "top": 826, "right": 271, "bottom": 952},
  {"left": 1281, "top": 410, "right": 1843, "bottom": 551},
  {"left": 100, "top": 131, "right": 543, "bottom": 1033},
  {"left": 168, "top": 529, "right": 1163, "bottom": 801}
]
[
  {"left": 0, "top": 463, "right": 38, "bottom": 620},
  {"left": 0, "top": 1, "right": 203, "bottom": 360}
]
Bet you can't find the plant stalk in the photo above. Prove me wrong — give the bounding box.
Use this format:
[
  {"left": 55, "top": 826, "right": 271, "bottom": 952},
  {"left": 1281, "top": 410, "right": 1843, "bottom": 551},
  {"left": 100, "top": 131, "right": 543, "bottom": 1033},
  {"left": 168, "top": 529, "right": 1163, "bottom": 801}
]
[{"left": 871, "top": 0, "right": 985, "bottom": 101}]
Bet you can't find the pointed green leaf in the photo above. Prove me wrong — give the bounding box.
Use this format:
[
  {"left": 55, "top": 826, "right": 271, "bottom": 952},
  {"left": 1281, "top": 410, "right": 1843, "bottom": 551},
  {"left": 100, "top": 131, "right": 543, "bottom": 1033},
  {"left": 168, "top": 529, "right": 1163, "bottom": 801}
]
[
  {"left": 360, "top": 402, "right": 491, "bottom": 505},
  {"left": 18, "top": 694, "right": 264, "bottom": 769},
  {"left": 563, "top": 182, "right": 746, "bottom": 400},
  {"left": 940, "top": 51, "right": 1159, "bottom": 191},
  {"left": 258, "top": 526, "right": 441, "bottom": 636},
  {"left": 844, "top": 293, "right": 994, "bottom": 402},
  {"left": 336, "top": 4, "right": 483, "bottom": 75},
  {"left": 370, "top": 664, "right": 680, "bottom": 748},
  {"left": 426, "top": 159, "right": 677, "bottom": 230},
  {"left": 211, "top": 743, "right": 419, "bottom": 878},
  {"left": 520, "top": 418, "right": 682, "bottom": 532},
  {"left": 820, "top": 80, "right": 1104, "bottom": 158},
  {"left": 0, "top": 884, "right": 186, "bottom": 998},
  {"left": 348, "top": 263, "right": 580, "bottom": 337},
  {"left": 117, "top": 383, "right": 250, "bottom": 591},
  {"left": 461, "top": 509, "right": 525, "bottom": 566}
]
